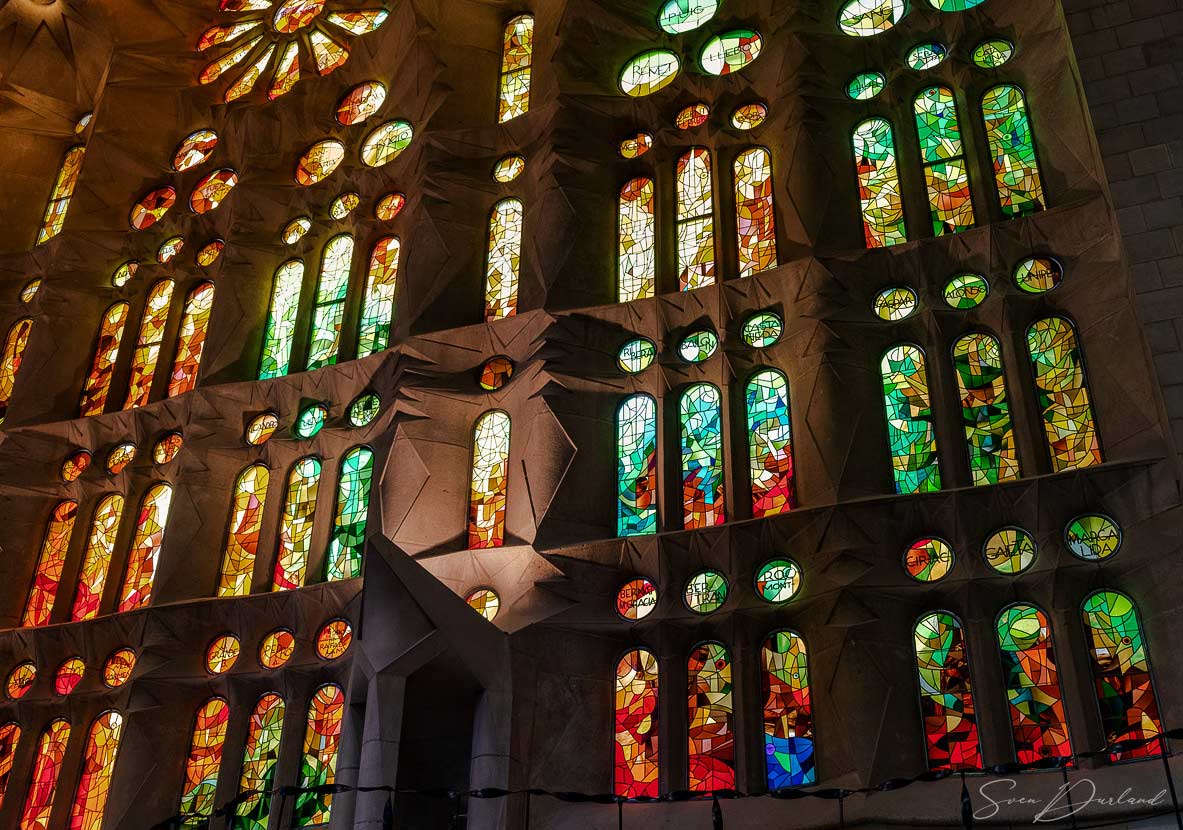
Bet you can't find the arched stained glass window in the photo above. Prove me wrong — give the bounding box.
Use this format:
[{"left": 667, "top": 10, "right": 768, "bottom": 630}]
[
  {"left": 619, "top": 178, "right": 656, "bottom": 302},
  {"left": 69, "top": 711, "right": 124, "bottom": 830},
  {"left": 469, "top": 410, "right": 511, "bottom": 549},
  {"left": 234, "top": 693, "right": 286, "bottom": 830},
  {"left": 218, "top": 464, "right": 270, "bottom": 597},
  {"left": 357, "top": 236, "right": 400, "bottom": 357},
  {"left": 307, "top": 234, "right": 355, "bottom": 370},
  {"left": 681, "top": 384, "right": 724, "bottom": 529},
  {"left": 881, "top": 345, "right": 941, "bottom": 494},
  {"left": 734, "top": 147, "right": 778, "bottom": 277},
  {"left": 981, "top": 84, "right": 1045, "bottom": 217},
  {"left": 259, "top": 259, "right": 305, "bottom": 380},
  {"left": 22, "top": 500, "right": 79, "bottom": 627},
  {"left": 168, "top": 281, "right": 215, "bottom": 397},
  {"left": 20, "top": 719, "right": 70, "bottom": 829},
  {"left": 996, "top": 604, "right": 1072, "bottom": 763},
  {"left": 80, "top": 303, "right": 130, "bottom": 417},
  {"left": 1081, "top": 590, "right": 1164, "bottom": 761},
  {"left": 617, "top": 395, "right": 658, "bottom": 537},
  {"left": 485, "top": 199, "right": 523, "bottom": 321},
  {"left": 178, "top": 698, "right": 229, "bottom": 827},
  {"left": 71, "top": 494, "right": 125, "bottom": 621},
  {"left": 914, "top": 86, "right": 975, "bottom": 235},
  {"left": 0, "top": 317, "right": 32, "bottom": 425},
  {"left": 1026, "top": 317, "right": 1101, "bottom": 472},
  {"left": 914, "top": 611, "right": 981, "bottom": 770},
  {"left": 37, "top": 145, "right": 85, "bottom": 245},
  {"left": 953, "top": 333, "right": 1018, "bottom": 486},
  {"left": 293, "top": 684, "right": 345, "bottom": 826},
  {"left": 497, "top": 15, "right": 534, "bottom": 123},
  {"left": 614, "top": 649, "right": 659, "bottom": 798},
  {"left": 676, "top": 148, "right": 716, "bottom": 291},
  {"left": 326, "top": 446, "right": 373, "bottom": 581},
  {"left": 747, "top": 369, "right": 795, "bottom": 518},
  {"left": 852, "top": 118, "right": 906, "bottom": 248},
  {"left": 0, "top": 722, "right": 20, "bottom": 807},
  {"left": 273, "top": 457, "right": 322, "bottom": 591},
  {"left": 762, "top": 631, "right": 815, "bottom": 788},
  {"left": 124, "top": 279, "right": 176, "bottom": 409},
  {"left": 117, "top": 483, "right": 174, "bottom": 612},
  {"left": 688, "top": 642, "right": 734, "bottom": 791}
]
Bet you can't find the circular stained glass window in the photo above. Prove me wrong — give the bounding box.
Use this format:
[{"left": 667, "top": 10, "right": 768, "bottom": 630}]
[
  {"left": 700, "top": 29, "right": 763, "bottom": 76},
  {"left": 466, "top": 588, "right": 500, "bottom": 621},
  {"left": 157, "top": 236, "right": 185, "bottom": 264},
  {"left": 618, "top": 338, "right": 657, "bottom": 373},
  {"left": 1065, "top": 514, "right": 1122, "bottom": 561},
  {"left": 731, "top": 102, "right": 768, "bottom": 130},
  {"left": 675, "top": 103, "right": 710, "bottom": 130},
  {"left": 246, "top": 412, "right": 280, "bottom": 445},
  {"left": 61, "top": 450, "right": 91, "bottom": 482},
  {"left": 658, "top": 0, "right": 718, "bottom": 33},
  {"left": 336, "top": 81, "right": 387, "bottom": 126},
  {"left": 679, "top": 330, "right": 719, "bottom": 363},
  {"left": 983, "top": 527, "right": 1037, "bottom": 575},
  {"left": 330, "top": 192, "right": 361, "bottom": 219},
  {"left": 283, "top": 217, "right": 312, "bottom": 245},
  {"left": 260, "top": 629, "right": 296, "bottom": 669},
  {"left": 839, "top": 0, "right": 906, "bottom": 36},
  {"left": 54, "top": 657, "right": 84, "bottom": 695},
  {"left": 153, "top": 432, "right": 183, "bottom": 464},
  {"left": 493, "top": 154, "right": 526, "bottom": 183},
  {"left": 943, "top": 274, "right": 990, "bottom": 309},
  {"left": 112, "top": 261, "right": 139, "bottom": 288},
  {"left": 873, "top": 286, "right": 917, "bottom": 321},
  {"left": 684, "top": 570, "right": 728, "bottom": 614},
  {"left": 620, "top": 133, "right": 654, "bottom": 159},
  {"left": 847, "top": 71, "right": 886, "bottom": 100},
  {"left": 6, "top": 662, "right": 35, "bottom": 699},
  {"left": 294, "top": 404, "right": 329, "bottom": 439},
  {"left": 20, "top": 279, "right": 40, "bottom": 303},
  {"left": 754, "top": 559, "right": 802, "bottom": 604},
  {"left": 376, "top": 192, "right": 406, "bottom": 221},
  {"left": 173, "top": 129, "right": 218, "bottom": 172},
  {"left": 106, "top": 442, "right": 136, "bottom": 475},
  {"left": 1014, "top": 257, "right": 1063, "bottom": 294},
  {"left": 130, "top": 186, "right": 177, "bottom": 230},
  {"left": 479, "top": 356, "right": 514, "bottom": 391},
  {"left": 741, "top": 312, "right": 783, "bottom": 348},
  {"left": 973, "top": 38, "right": 1014, "bottom": 68},
  {"left": 361, "top": 120, "right": 414, "bottom": 167},
  {"left": 296, "top": 139, "right": 345, "bottom": 185},
  {"left": 348, "top": 393, "right": 381, "bottom": 427},
  {"left": 904, "top": 537, "right": 955, "bottom": 582},
  {"left": 205, "top": 634, "right": 240, "bottom": 675},
  {"left": 190, "top": 168, "right": 239, "bottom": 214},
  {"left": 316, "top": 619, "right": 354, "bottom": 660},
  {"left": 102, "top": 648, "right": 136, "bottom": 688},
  {"left": 197, "top": 239, "right": 225, "bottom": 267},
  {"left": 616, "top": 578, "right": 658, "bottom": 621},
  {"left": 907, "top": 42, "right": 948, "bottom": 70},
  {"left": 620, "top": 49, "right": 681, "bottom": 97}
]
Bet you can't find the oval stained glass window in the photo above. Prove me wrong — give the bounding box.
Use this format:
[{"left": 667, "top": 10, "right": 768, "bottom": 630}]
[
  {"left": 658, "top": 0, "right": 718, "bottom": 33},
  {"left": 620, "top": 133, "right": 654, "bottom": 159},
  {"left": 336, "top": 81, "right": 386, "bottom": 125},
  {"left": 376, "top": 192, "right": 406, "bottom": 220},
  {"left": 873, "top": 286, "right": 918, "bottom": 320},
  {"left": 479, "top": 356, "right": 514, "bottom": 391},
  {"left": 930, "top": 0, "right": 986, "bottom": 9},
  {"left": 6, "top": 662, "right": 35, "bottom": 699},
  {"left": 130, "top": 186, "right": 177, "bottom": 230},
  {"left": 679, "top": 330, "right": 719, "bottom": 363},
  {"left": 157, "top": 236, "right": 185, "bottom": 264},
  {"left": 283, "top": 217, "right": 312, "bottom": 244},
  {"left": 847, "top": 71, "right": 886, "bottom": 100},
  {"left": 904, "top": 537, "right": 954, "bottom": 581},
  {"left": 731, "top": 102, "right": 768, "bottom": 130},
  {"left": 1065, "top": 514, "right": 1122, "bottom": 561},
  {"left": 105, "top": 442, "right": 136, "bottom": 474},
  {"left": 62, "top": 450, "right": 91, "bottom": 482},
  {"left": 676, "top": 103, "right": 710, "bottom": 130},
  {"left": 493, "top": 154, "right": 526, "bottom": 183},
  {"left": 839, "top": 0, "right": 906, "bottom": 36},
  {"left": 700, "top": 29, "right": 763, "bottom": 76},
  {"left": 296, "top": 140, "right": 345, "bottom": 185},
  {"left": 618, "top": 338, "right": 657, "bottom": 373},
  {"left": 295, "top": 403, "right": 329, "bottom": 439},
  {"left": 620, "top": 50, "right": 681, "bottom": 97},
  {"left": 153, "top": 432, "right": 183, "bottom": 464},
  {"left": 330, "top": 192, "right": 360, "bottom": 219},
  {"left": 190, "top": 168, "right": 238, "bottom": 214},
  {"left": 741, "top": 312, "right": 783, "bottom": 348},
  {"left": 53, "top": 657, "right": 84, "bottom": 695},
  {"left": 616, "top": 578, "right": 658, "bottom": 620},
  {"left": 466, "top": 588, "right": 500, "bottom": 621},
  {"left": 973, "top": 39, "right": 1014, "bottom": 68},
  {"left": 983, "top": 527, "right": 1037, "bottom": 575},
  {"left": 205, "top": 634, "right": 240, "bottom": 675},
  {"left": 246, "top": 412, "right": 280, "bottom": 445},
  {"left": 112, "top": 261, "right": 138, "bottom": 288},
  {"left": 102, "top": 648, "right": 136, "bottom": 688},
  {"left": 684, "top": 570, "right": 727, "bottom": 614},
  {"left": 20, "top": 279, "right": 40, "bottom": 303},
  {"left": 316, "top": 619, "right": 353, "bottom": 659},
  {"left": 943, "top": 274, "right": 990, "bottom": 309},
  {"left": 260, "top": 629, "right": 296, "bottom": 669},
  {"left": 348, "top": 392, "right": 381, "bottom": 427},
  {"left": 361, "top": 120, "right": 414, "bottom": 167},
  {"left": 755, "top": 559, "right": 802, "bottom": 604},
  {"left": 173, "top": 129, "right": 219, "bottom": 172},
  {"left": 1014, "top": 257, "right": 1063, "bottom": 294},
  {"left": 197, "top": 239, "right": 225, "bottom": 267},
  {"left": 907, "top": 42, "right": 948, "bottom": 70}
]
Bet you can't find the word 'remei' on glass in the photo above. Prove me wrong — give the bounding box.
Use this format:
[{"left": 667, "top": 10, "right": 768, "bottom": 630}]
[
  {"left": 688, "top": 642, "right": 735, "bottom": 790},
  {"left": 469, "top": 411, "right": 511, "bottom": 548},
  {"left": 681, "top": 384, "right": 724, "bottom": 528},
  {"left": 617, "top": 395, "right": 657, "bottom": 537},
  {"left": 881, "top": 345, "right": 940, "bottom": 494},
  {"left": 614, "top": 649, "right": 659, "bottom": 797},
  {"left": 996, "top": 604, "right": 1072, "bottom": 763},
  {"left": 914, "top": 612, "right": 981, "bottom": 770},
  {"left": 853, "top": 118, "right": 906, "bottom": 247},
  {"left": 762, "top": 631, "right": 815, "bottom": 788},
  {"left": 1026, "top": 317, "right": 1101, "bottom": 472}
]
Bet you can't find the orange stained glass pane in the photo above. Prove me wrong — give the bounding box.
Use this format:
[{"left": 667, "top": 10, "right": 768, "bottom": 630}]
[
  {"left": 296, "top": 140, "right": 345, "bottom": 186},
  {"left": 69, "top": 711, "right": 124, "bottom": 830},
  {"left": 246, "top": 412, "right": 280, "bottom": 445},
  {"left": 468, "top": 411, "right": 511, "bottom": 548},
  {"left": 123, "top": 280, "right": 175, "bottom": 409},
  {"left": 178, "top": 698, "right": 230, "bottom": 824},
  {"left": 168, "top": 282, "right": 216, "bottom": 397},
  {"left": 129, "top": 185, "right": 178, "bottom": 231},
  {"left": 154, "top": 432, "right": 183, "bottom": 464},
  {"left": 197, "top": 240, "right": 224, "bottom": 267},
  {"left": 0, "top": 317, "right": 33, "bottom": 424},
  {"left": 22, "top": 500, "right": 79, "bottom": 627},
  {"left": 497, "top": 15, "right": 534, "bottom": 123},
  {"left": 105, "top": 443, "right": 136, "bottom": 475},
  {"left": 309, "top": 29, "right": 349, "bottom": 75},
  {"left": 6, "top": 663, "right": 35, "bottom": 700},
  {"left": 375, "top": 192, "right": 406, "bottom": 220},
  {"left": 676, "top": 147, "right": 716, "bottom": 291},
  {"left": 225, "top": 45, "right": 275, "bottom": 102},
  {"left": 273, "top": 457, "right": 322, "bottom": 591},
  {"left": 260, "top": 629, "right": 295, "bottom": 669},
  {"left": 269, "top": 42, "right": 301, "bottom": 100},
  {"left": 325, "top": 9, "right": 388, "bottom": 34},
  {"left": 217, "top": 464, "right": 270, "bottom": 597},
  {"left": 336, "top": 81, "right": 386, "bottom": 125},
  {"left": 293, "top": 684, "right": 344, "bottom": 826},
  {"left": 206, "top": 636, "right": 240, "bottom": 675},
  {"left": 117, "top": 483, "right": 174, "bottom": 612},
  {"left": 80, "top": 302, "right": 130, "bottom": 417},
  {"left": 484, "top": 199, "right": 523, "bottom": 320},
  {"left": 19, "top": 719, "right": 69, "bottom": 830},
  {"left": 189, "top": 169, "right": 239, "bottom": 213},
  {"left": 199, "top": 35, "right": 263, "bottom": 85},
  {"left": 734, "top": 147, "right": 778, "bottom": 277},
  {"left": 316, "top": 619, "right": 353, "bottom": 659},
  {"left": 357, "top": 236, "right": 400, "bottom": 357},
  {"left": 465, "top": 588, "right": 499, "bottom": 620},
  {"left": 479, "top": 356, "right": 513, "bottom": 391},
  {"left": 71, "top": 494, "right": 126, "bottom": 621},
  {"left": 20, "top": 279, "right": 41, "bottom": 303},
  {"left": 273, "top": 0, "right": 325, "bottom": 32},
  {"left": 157, "top": 237, "right": 185, "bottom": 264},
  {"left": 172, "top": 129, "right": 219, "bottom": 171},
  {"left": 54, "top": 657, "right": 84, "bottom": 696},
  {"left": 36, "top": 146, "right": 85, "bottom": 245},
  {"left": 0, "top": 722, "right": 20, "bottom": 808},
  {"left": 102, "top": 649, "right": 136, "bottom": 688},
  {"left": 61, "top": 450, "right": 91, "bottom": 482},
  {"left": 196, "top": 21, "right": 260, "bottom": 52}
]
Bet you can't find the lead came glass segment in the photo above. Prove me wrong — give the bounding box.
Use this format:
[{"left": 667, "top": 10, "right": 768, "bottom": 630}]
[
  {"left": 259, "top": 260, "right": 305, "bottom": 379},
  {"left": 326, "top": 446, "right": 373, "bottom": 581},
  {"left": 915, "top": 612, "right": 982, "bottom": 770},
  {"left": 71, "top": 494, "right": 126, "bottom": 621},
  {"left": 80, "top": 304, "right": 129, "bottom": 416},
  {"left": 676, "top": 148, "right": 716, "bottom": 291},
  {"left": 273, "top": 458, "right": 322, "bottom": 591},
  {"left": 881, "top": 345, "right": 941, "bottom": 494},
  {"left": 124, "top": 280, "right": 176, "bottom": 409},
  {"left": 22, "top": 501, "right": 79, "bottom": 628},
  {"left": 838, "top": 0, "right": 906, "bottom": 36},
  {"left": 168, "top": 281, "right": 216, "bottom": 397},
  {"left": 1026, "top": 317, "right": 1101, "bottom": 472},
  {"left": 357, "top": 236, "right": 400, "bottom": 357},
  {"left": 178, "top": 698, "right": 229, "bottom": 827},
  {"left": 614, "top": 649, "right": 659, "bottom": 798},
  {"left": 952, "top": 333, "right": 1018, "bottom": 485},
  {"left": 498, "top": 15, "right": 534, "bottom": 123},
  {"left": 469, "top": 411, "right": 511, "bottom": 549},
  {"left": 0, "top": 722, "right": 20, "bottom": 808},
  {"left": 914, "top": 87, "right": 975, "bottom": 235},
  {"left": 37, "top": 145, "right": 86, "bottom": 245},
  {"left": 69, "top": 711, "right": 124, "bottom": 830},
  {"left": 853, "top": 118, "right": 906, "bottom": 247},
  {"left": 307, "top": 234, "right": 355, "bottom": 370},
  {"left": 996, "top": 604, "right": 1073, "bottom": 763},
  {"left": 982, "top": 85, "right": 1045, "bottom": 217},
  {"left": 688, "top": 642, "right": 735, "bottom": 791},
  {"left": 747, "top": 370, "right": 795, "bottom": 517},
  {"left": 20, "top": 719, "right": 70, "bottom": 830},
  {"left": 734, "top": 148, "right": 778, "bottom": 276},
  {"left": 485, "top": 199, "right": 523, "bottom": 320},
  {"left": 619, "top": 50, "right": 681, "bottom": 97},
  {"left": 293, "top": 685, "right": 345, "bottom": 826},
  {"left": 847, "top": 71, "right": 885, "bottom": 100},
  {"left": 218, "top": 464, "right": 270, "bottom": 597},
  {"left": 619, "top": 178, "right": 656, "bottom": 302},
  {"left": 681, "top": 384, "right": 724, "bottom": 528},
  {"left": 0, "top": 318, "right": 32, "bottom": 424},
  {"left": 762, "top": 631, "right": 815, "bottom": 788},
  {"left": 617, "top": 395, "right": 658, "bottom": 537},
  {"left": 118, "top": 483, "right": 174, "bottom": 611},
  {"left": 234, "top": 693, "right": 286, "bottom": 829}
]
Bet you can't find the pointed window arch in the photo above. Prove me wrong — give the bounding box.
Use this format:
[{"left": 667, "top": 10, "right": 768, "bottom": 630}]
[
  {"left": 0, "top": 722, "right": 20, "bottom": 808},
  {"left": 69, "top": 710, "right": 124, "bottom": 830},
  {"left": 681, "top": 383, "right": 724, "bottom": 528},
  {"left": 37, "top": 144, "right": 86, "bottom": 245},
  {"left": 218, "top": 464, "right": 270, "bottom": 597},
  {"left": 124, "top": 279, "right": 176, "bottom": 409},
  {"left": 953, "top": 333, "right": 1018, "bottom": 485},
  {"left": 914, "top": 86, "right": 975, "bottom": 235},
  {"left": 853, "top": 117, "right": 906, "bottom": 248},
  {"left": 614, "top": 649, "right": 659, "bottom": 798},
  {"left": 178, "top": 697, "right": 230, "bottom": 827},
  {"left": 0, "top": 317, "right": 32, "bottom": 425},
  {"left": 688, "top": 641, "right": 734, "bottom": 791},
  {"left": 117, "top": 483, "right": 174, "bottom": 612},
  {"left": 1026, "top": 317, "right": 1101, "bottom": 472},
  {"left": 357, "top": 236, "right": 400, "bottom": 357},
  {"left": 233, "top": 693, "right": 286, "bottom": 830},
  {"left": 981, "top": 84, "right": 1045, "bottom": 217},
  {"left": 676, "top": 148, "right": 716, "bottom": 291},
  {"left": 259, "top": 259, "right": 305, "bottom": 380},
  {"left": 881, "top": 345, "right": 941, "bottom": 494},
  {"left": 485, "top": 199, "right": 523, "bottom": 321},
  {"left": 619, "top": 177, "right": 656, "bottom": 302},
  {"left": 469, "top": 410, "right": 511, "bottom": 548},
  {"left": 326, "top": 446, "right": 374, "bottom": 581},
  {"left": 734, "top": 147, "right": 778, "bottom": 276},
  {"left": 273, "top": 457, "right": 322, "bottom": 591},
  {"left": 747, "top": 369, "right": 795, "bottom": 517},
  {"left": 19, "top": 719, "right": 70, "bottom": 829},
  {"left": 293, "top": 684, "right": 345, "bottom": 826},
  {"left": 168, "top": 281, "right": 216, "bottom": 397},
  {"left": 762, "top": 630, "right": 815, "bottom": 788},
  {"left": 996, "top": 604, "right": 1072, "bottom": 762},
  {"left": 307, "top": 234, "right": 355, "bottom": 370},
  {"left": 497, "top": 15, "right": 534, "bottom": 123},
  {"left": 71, "top": 494, "right": 126, "bottom": 621},
  {"left": 22, "top": 500, "right": 79, "bottom": 627},
  {"left": 80, "top": 302, "right": 130, "bottom": 417},
  {"left": 914, "top": 611, "right": 981, "bottom": 770},
  {"left": 617, "top": 395, "right": 658, "bottom": 537}
]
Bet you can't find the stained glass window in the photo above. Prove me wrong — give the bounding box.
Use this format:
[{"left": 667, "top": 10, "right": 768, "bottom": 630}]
[
  {"left": 20, "top": 719, "right": 70, "bottom": 829},
  {"left": 981, "top": 85, "right": 1045, "bottom": 217},
  {"left": 493, "top": 154, "right": 526, "bottom": 183},
  {"left": 273, "top": 457, "right": 322, "bottom": 591},
  {"left": 618, "top": 178, "right": 656, "bottom": 303},
  {"left": 69, "top": 711, "right": 124, "bottom": 830},
  {"left": 469, "top": 411, "right": 511, "bottom": 549},
  {"left": 154, "top": 432, "right": 183, "bottom": 464},
  {"left": 485, "top": 199, "right": 523, "bottom": 321},
  {"left": 247, "top": 413, "right": 280, "bottom": 445},
  {"left": 747, "top": 369, "right": 795, "bottom": 518},
  {"left": 316, "top": 619, "right": 353, "bottom": 659},
  {"left": 71, "top": 494, "right": 125, "bottom": 621},
  {"left": 117, "top": 483, "right": 174, "bottom": 612},
  {"left": 308, "top": 234, "right": 355, "bottom": 370},
  {"left": 80, "top": 303, "right": 129, "bottom": 417},
  {"left": 218, "top": 464, "right": 270, "bottom": 597},
  {"left": 617, "top": 395, "right": 657, "bottom": 537},
  {"left": 168, "top": 281, "right": 215, "bottom": 397},
  {"left": 348, "top": 392, "right": 381, "bottom": 426},
  {"left": 681, "top": 384, "right": 724, "bottom": 529},
  {"left": 614, "top": 649, "right": 659, "bottom": 798},
  {"left": 498, "top": 15, "right": 534, "bottom": 123},
  {"left": 762, "top": 631, "right": 815, "bottom": 788},
  {"left": 996, "top": 604, "right": 1072, "bottom": 763},
  {"left": 22, "top": 500, "right": 79, "bottom": 627},
  {"left": 260, "top": 630, "right": 295, "bottom": 669},
  {"left": 1026, "top": 317, "right": 1101, "bottom": 472},
  {"left": 853, "top": 118, "right": 906, "bottom": 248},
  {"left": 260, "top": 260, "right": 305, "bottom": 379},
  {"left": 619, "top": 50, "right": 681, "bottom": 97},
  {"left": 295, "top": 403, "right": 328, "bottom": 439},
  {"left": 731, "top": 102, "right": 767, "bottom": 130},
  {"left": 734, "top": 147, "right": 778, "bottom": 276},
  {"left": 54, "top": 657, "right": 84, "bottom": 696},
  {"left": 357, "top": 236, "right": 400, "bottom": 357},
  {"left": 700, "top": 29, "right": 763, "bottom": 76},
  {"left": 130, "top": 186, "right": 177, "bottom": 231},
  {"left": 914, "top": 612, "right": 981, "bottom": 770},
  {"left": 336, "top": 81, "right": 385, "bottom": 125},
  {"left": 178, "top": 698, "right": 229, "bottom": 827},
  {"left": 479, "top": 357, "right": 513, "bottom": 391},
  {"left": 466, "top": 588, "right": 500, "bottom": 620},
  {"left": 105, "top": 443, "right": 136, "bottom": 475},
  {"left": 102, "top": 649, "right": 135, "bottom": 688},
  {"left": 324, "top": 446, "right": 373, "bottom": 581},
  {"left": 952, "top": 333, "right": 1018, "bottom": 486},
  {"left": 0, "top": 722, "right": 19, "bottom": 808},
  {"left": 360, "top": 120, "right": 413, "bottom": 167},
  {"left": 838, "top": 0, "right": 906, "bottom": 36},
  {"left": 199, "top": 240, "right": 227, "bottom": 274},
  {"left": 675, "top": 103, "right": 710, "bottom": 130},
  {"left": 881, "top": 345, "right": 941, "bottom": 494},
  {"left": 124, "top": 280, "right": 176, "bottom": 409},
  {"left": 234, "top": 693, "right": 286, "bottom": 830},
  {"left": 6, "top": 663, "right": 35, "bottom": 700},
  {"left": 1081, "top": 590, "right": 1164, "bottom": 761},
  {"left": 659, "top": 0, "right": 717, "bottom": 32},
  {"left": 37, "top": 145, "right": 85, "bottom": 245},
  {"left": 190, "top": 169, "right": 238, "bottom": 214},
  {"left": 296, "top": 140, "right": 345, "bottom": 185},
  {"left": 914, "top": 87, "right": 975, "bottom": 235},
  {"left": 0, "top": 317, "right": 32, "bottom": 424},
  {"left": 173, "top": 129, "right": 218, "bottom": 171},
  {"left": 616, "top": 579, "right": 657, "bottom": 620},
  {"left": 676, "top": 148, "right": 716, "bottom": 291},
  {"left": 687, "top": 642, "right": 734, "bottom": 791},
  {"left": 294, "top": 685, "right": 345, "bottom": 826},
  {"left": 62, "top": 450, "right": 90, "bottom": 482}
]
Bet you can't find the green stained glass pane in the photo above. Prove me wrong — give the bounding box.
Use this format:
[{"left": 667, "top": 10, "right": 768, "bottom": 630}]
[
  {"left": 684, "top": 569, "right": 727, "bottom": 614},
  {"left": 838, "top": 0, "right": 906, "bottom": 36},
  {"left": 618, "top": 338, "right": 656, "bottom": 373},
  {"left": 700, "top": 29, "right": 763, "bottom": 76},
  {"left": 983, "top": 527, "right": 1037, "bottom": 574},
  {"left": 741, "top": 312, "right": 783, "bottom": 348},
  {"left": 953, "top": 333, "right": 1018, "bottom": 486},
  {"left": 307, "top": 234, "right": 355, "bottom": 370},
  {"left": 679, "top": 330, "right": 719, "bottom": 362},
  {"left": 259, "top": 260, "right": 304, "bottom": 379},
  {"left": 326, "top": 447, "right": 373, "bottom": 581},
  {"left": 1014, "top": 256, "right": 1062, "bottom": 294},
  {"left": 847, "top": 71, "right": 886, "bottom": 100},
  {"left": 982, "top": 85, "right": 1045, "bottom": 217},
  {"left": 881, "top": 345, "right": 941, "bottom": 494},
  {"left": 348, "top": 393, "right": 380, "bottom": 427},
  {"left": 873, "top": 286, "right": 917, "bottom": 320},
  {"left": 754, "top": 559, "right": 801, "bottom": 604},
  {"left": 617, "top": 395, "right": 658, "bottom": 537},
  {"left": 907, "top": 42, "right": 948, "bottom": 71},
  {"left": 234, "top": 693, "right": 285, "bottom": 830},
  {"left": 293, "top": 685, "right": 344, "bottom": 827},
  {"left": 973, "top": 39, "right": 1014, "bottom": 68},
  {"left": 904, "top": 537, "right": 954, "bottom": 582},
  {"left": 853, "top": 118, "right": 907, "bottom": 247},
  {"left": 930, "top": 0, "right": 986, "bottom": 9},
  {"left": 914, "top": 86, "right": 974, "bottom": 235},
  {"left": 1065, "top": 514, "right": 1122, "bottom": 561},
  {"left": 943, "top": 274, "right": 989, "bottom": 309},
  {"left": 658, "top": 0, "right": 717, "bottom": 33},
  {"left": 295, "top": 404, "right": 328, "bottom": 439}
]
